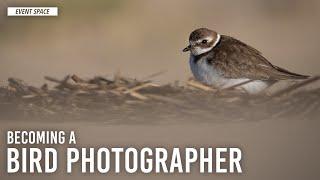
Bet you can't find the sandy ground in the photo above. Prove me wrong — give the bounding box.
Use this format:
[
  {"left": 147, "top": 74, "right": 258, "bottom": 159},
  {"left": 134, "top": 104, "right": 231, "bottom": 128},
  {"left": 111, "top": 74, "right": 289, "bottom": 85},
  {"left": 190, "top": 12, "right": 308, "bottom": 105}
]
[
  {"left": 1, "top": 117, "right": 319, "bottom": 180},
  {"left": 0, "top": 74, "right": 319, "bottom": 180}
]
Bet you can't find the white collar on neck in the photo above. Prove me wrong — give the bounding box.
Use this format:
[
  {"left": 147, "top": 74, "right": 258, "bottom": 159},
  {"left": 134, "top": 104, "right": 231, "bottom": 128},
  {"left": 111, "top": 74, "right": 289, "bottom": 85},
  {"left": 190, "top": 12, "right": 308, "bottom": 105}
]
[{"left": 212, "top": 34, "right": 221, "bottom": 48}]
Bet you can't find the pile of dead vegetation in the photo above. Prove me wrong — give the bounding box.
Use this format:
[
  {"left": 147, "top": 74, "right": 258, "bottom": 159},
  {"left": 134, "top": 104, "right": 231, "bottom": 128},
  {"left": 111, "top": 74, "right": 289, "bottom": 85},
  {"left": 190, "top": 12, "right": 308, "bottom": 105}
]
[{"left": 0, "top": 74, "right": 319, "bottom": 124}]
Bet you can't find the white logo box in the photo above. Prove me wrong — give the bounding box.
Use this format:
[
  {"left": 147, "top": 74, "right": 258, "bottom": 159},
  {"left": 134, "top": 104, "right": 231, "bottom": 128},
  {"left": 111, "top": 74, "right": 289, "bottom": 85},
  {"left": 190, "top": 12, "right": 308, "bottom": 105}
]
[{"left": 7, "top": 7, "right": 58, "bottom": 16}]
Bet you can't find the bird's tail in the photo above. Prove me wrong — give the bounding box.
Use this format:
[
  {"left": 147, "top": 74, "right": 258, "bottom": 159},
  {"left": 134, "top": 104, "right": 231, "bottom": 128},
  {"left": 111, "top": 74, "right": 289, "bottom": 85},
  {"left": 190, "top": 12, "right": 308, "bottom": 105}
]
[{"left": 274, "top": 65, "right": 309, "bottom": 79}]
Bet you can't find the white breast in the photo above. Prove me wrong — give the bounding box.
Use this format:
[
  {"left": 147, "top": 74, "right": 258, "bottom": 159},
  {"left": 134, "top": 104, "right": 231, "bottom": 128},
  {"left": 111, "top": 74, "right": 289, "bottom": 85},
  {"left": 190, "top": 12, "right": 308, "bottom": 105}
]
[{"left": 189, "top": 55, "right": 269, "bottom": 94}]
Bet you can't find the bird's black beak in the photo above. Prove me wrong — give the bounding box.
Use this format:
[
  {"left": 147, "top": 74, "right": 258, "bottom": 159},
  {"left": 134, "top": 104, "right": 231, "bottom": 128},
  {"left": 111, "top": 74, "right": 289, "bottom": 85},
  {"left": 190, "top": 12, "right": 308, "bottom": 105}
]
[{"left": 182, "top": 45, "right": 191, "bottom": 52}]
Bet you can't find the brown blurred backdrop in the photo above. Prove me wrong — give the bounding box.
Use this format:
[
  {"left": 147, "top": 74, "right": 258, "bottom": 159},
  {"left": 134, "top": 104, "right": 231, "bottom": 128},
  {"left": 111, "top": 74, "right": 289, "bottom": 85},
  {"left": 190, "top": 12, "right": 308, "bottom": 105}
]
[{"left": 0, "top": 0, "right": 319, "bottom": 85}]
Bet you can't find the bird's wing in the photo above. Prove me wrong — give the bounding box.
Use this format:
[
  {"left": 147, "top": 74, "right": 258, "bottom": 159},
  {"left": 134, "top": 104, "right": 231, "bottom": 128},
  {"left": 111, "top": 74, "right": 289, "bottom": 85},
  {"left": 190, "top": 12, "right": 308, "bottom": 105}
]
[{"left": 210, "top": 36, "right": 309, "bottom": 80}]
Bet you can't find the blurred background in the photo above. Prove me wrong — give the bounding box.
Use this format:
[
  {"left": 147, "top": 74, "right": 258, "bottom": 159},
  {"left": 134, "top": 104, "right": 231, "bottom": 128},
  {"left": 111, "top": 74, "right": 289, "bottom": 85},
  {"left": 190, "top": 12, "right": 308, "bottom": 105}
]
[{"left": 0, "top": 0, "right": 319, "bottom": 85}]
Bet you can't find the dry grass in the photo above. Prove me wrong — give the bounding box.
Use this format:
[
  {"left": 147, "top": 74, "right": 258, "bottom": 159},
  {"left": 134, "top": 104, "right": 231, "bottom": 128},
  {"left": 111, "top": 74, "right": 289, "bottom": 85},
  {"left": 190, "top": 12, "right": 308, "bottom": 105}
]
[{"left": 0, "top": 74, "right": 319, "bottom": 124}]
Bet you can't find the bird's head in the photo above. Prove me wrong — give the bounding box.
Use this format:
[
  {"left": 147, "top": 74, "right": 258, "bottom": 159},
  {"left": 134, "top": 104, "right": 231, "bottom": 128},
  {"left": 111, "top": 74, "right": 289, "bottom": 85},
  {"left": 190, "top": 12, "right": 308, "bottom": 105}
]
[{"left": 183, "top": 28, "right": 220, "bottom": 56}]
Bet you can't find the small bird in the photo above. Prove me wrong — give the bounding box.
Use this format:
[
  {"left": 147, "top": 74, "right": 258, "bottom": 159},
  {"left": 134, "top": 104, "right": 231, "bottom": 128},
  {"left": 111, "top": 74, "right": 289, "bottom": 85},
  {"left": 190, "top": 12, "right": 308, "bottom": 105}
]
[{"left": 183, "top": 28, "right": 309, "bottom": 94}]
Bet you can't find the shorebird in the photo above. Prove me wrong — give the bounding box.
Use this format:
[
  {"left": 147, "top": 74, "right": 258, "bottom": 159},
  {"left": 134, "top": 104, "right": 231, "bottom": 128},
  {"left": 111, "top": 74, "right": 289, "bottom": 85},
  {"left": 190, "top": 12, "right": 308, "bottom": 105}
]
[{"left": 183, "top": 28, "right": 309, "bottom": 94}]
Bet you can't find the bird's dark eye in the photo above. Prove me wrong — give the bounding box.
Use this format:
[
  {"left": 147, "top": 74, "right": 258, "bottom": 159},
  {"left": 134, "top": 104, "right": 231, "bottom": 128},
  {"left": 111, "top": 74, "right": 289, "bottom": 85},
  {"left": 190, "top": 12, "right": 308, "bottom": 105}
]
[{"left": 201, "top": 39, "right": 208, "bottom": 44}]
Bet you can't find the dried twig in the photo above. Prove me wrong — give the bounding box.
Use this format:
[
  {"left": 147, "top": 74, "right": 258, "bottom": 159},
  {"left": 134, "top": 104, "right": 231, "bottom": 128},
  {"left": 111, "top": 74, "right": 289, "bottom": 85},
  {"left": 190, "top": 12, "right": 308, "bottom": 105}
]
[
  {"left": 187, "top": 80, "right": 216, "bottom": 92},
  {"left": 44, "top": 76, "right": 62, "bottom": 84},
  {"left": 141, "top": 70, "right": 167, "bottom": 81},
  {"left": 71, "top": 74, "right": 86, "bottom": 83},
  {"left": 124, "top": 82, "right": 159, "bottom": 94},
  {"left": 128, "top": 91, "right": 148, "bottom": 100}
]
